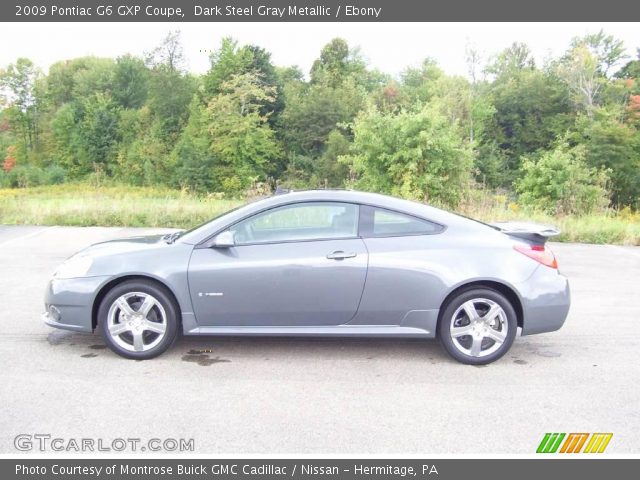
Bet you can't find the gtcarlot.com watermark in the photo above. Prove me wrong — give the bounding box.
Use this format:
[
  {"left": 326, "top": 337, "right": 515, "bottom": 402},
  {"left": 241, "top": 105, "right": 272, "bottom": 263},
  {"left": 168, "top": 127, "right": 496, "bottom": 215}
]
[{"left": 14, "top": 434, "right": 195, "bottom": 452}]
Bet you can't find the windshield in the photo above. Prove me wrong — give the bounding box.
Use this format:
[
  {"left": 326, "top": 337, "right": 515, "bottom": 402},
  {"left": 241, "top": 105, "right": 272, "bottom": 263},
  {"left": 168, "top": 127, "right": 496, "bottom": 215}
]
[{"left": 174, "top": 196, "right": 268, "bottom": 244}]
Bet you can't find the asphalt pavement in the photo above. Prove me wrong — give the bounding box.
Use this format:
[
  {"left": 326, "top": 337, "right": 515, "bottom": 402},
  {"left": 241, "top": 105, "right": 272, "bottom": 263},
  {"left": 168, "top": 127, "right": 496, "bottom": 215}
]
[{"left": 0, "top": 225, "right": 638, "bottom": 454}]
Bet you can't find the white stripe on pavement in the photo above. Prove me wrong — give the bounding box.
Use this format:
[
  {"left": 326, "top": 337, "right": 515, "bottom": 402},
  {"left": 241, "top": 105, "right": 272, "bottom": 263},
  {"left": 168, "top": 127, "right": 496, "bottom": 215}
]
[{"left": 0, "top": 226, "right": 58, "bottom": 247}]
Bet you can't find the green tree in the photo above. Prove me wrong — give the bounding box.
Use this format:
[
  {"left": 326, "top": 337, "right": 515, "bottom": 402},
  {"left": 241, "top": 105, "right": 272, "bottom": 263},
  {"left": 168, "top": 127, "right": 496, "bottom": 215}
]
[
  {"left": 50, "top": 102, "right": 85, "bottom": 176},
  {"left": 145, "top": 30, "right": 185, "bottom": 72},
  {"left": 616, "top": 49, "right": 640, "bottom": 84},
  {"left": 204, "top": 38, "right": 254, "bottom": 96},
  {"left": 399, "top": 59, "right": 445, "bottom": 106},
  {"left": 485, "top": 66, "right": 573, "bottom": 182},
  {"left": 572, "top": 110, "right": 640, "bottom": 207},
  {"left": 145, "top": 31, "right": 195, "bottom": 141},
  {"left": 569, "top": 30, "right": 627, "bottom": 76},
  {"left": 558, "top": 32, "right": 627, "bottom": 116},
  {"left": 315, "top": 129, "right": 351, "bottom": 187},
  {"left": 280, "top": 78, "right": 365, "bottom": 155},
  {"left": 310, "top": 38, "right": 367, "bottom": 88},
  {"left": 69, "top": 58, "right": 115, "bottom": 100},
  {"left": 341, "top": 105, "right": 473, "bottom": 206},
  {"left": 0, "top": 58, "right": 43, "bottom": 155},
  {"left": 204, "top": 38, "right": 284, "bottom": 126},
  {"left": 146, "top": 64, "right": 195, "bottom": 141},
  {"left": 78, "top": 93, "right": 121, "bottom": 174},
  {"left": 112, "top": 55, "right": 149, "bottom": 109},
  {"left": 516, "top": 140, "right": 610, "bottom": 215},
  {"left": 170, "top": 97, "right": 218, "bottom": 192},
  {"left": 206, "top": 72, "right": 282, "bottom": 193}
]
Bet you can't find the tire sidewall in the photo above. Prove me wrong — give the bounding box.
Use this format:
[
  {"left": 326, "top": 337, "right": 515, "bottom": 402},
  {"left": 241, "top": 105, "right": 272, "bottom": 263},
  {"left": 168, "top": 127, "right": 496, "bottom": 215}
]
[
  {"left": 99, "top": 280, "right": 179, "bottom": 360},
  {"left": 438, "top": 288, "right": 517, "bottom": 365}
]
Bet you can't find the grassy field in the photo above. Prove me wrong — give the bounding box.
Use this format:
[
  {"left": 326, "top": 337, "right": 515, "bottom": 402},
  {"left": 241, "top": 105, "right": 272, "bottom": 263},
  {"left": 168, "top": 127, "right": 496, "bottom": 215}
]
[
  {"left": 1, "top": 184, "right": 639, "bottom": 245},
  {"left": 0, "top": 184, "right": 242, "bottom": 229}
]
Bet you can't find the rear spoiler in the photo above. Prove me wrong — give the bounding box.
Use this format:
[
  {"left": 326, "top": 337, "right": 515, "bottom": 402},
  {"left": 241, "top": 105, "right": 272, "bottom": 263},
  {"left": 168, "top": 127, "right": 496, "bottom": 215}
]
[{"left": 490, "top": 221, "right": 560, "bottom": 245}]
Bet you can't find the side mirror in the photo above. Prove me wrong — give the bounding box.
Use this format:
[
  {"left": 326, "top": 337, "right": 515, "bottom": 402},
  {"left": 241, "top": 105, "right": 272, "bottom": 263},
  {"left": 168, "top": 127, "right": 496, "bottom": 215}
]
[{"left": 212, "top": 230, "right": 235, "bottom": 248}]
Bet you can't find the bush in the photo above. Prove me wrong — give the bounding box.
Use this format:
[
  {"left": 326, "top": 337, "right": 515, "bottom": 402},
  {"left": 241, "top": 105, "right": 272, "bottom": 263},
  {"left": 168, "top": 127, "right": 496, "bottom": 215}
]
[
  {"left": 0, "top": 165, "right": 67, "bottom": 188},
  {"left": 11, "top": 165, "right": 46, "bottom": 187},
  {"left": 340, "top": 105, "right": 473, "bottom": 207},
  {"left": 516, "top": 141, "right": 610, "bottom": 215},
  {"left": 44, "top": 165, "right": 67, "bottom": 184}
]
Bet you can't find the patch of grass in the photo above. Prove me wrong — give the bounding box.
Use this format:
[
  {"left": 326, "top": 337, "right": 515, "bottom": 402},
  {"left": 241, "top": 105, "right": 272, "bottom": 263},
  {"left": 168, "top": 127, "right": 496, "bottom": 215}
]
[
  {"left": 0, "top": 184, "right": 242, "bottom": 229},
  {"left": 0, "top": 184, "right": 638, "bottom": 245}
]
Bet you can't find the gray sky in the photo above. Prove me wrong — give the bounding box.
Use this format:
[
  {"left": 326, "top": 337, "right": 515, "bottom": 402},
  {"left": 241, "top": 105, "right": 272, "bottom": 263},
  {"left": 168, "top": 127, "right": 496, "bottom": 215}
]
[{"left": 1, "top": 22, "right": 638, "bottom": 78}]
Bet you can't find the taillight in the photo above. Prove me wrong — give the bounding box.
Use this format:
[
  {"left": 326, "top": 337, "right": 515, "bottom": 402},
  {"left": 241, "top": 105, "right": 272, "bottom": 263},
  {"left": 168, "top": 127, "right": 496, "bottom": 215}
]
[{"left": 514, "top": 244, "right": 558, "bottom": 269}]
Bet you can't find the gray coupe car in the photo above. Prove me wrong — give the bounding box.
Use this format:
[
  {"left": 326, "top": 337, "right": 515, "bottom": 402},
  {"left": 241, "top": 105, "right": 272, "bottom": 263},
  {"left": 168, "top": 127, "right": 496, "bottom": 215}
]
[{"left": 43, "top": 190, "right": 570, "bottom": 364}]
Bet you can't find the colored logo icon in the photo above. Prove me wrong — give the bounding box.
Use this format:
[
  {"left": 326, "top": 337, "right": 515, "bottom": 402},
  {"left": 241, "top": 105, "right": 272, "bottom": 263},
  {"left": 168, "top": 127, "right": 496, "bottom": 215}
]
[{"left": 537, "top": 433, "right": 613, "bottom": 453}]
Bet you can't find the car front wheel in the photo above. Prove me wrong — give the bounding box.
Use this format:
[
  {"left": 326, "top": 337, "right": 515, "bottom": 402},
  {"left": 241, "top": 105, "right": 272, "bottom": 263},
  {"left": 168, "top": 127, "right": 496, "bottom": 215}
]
[
  {"left": 98, "top": 280, "right": 179, "bottom": 359},
  {"left": 438, "top": 288, "right": 517, "bottom": 365}
]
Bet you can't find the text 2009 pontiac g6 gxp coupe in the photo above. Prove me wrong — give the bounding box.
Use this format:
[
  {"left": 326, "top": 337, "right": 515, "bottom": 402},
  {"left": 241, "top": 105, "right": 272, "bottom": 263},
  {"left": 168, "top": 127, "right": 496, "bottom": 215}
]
[{"left": 43, "top": 190, "right": 570, "bottom": 364}]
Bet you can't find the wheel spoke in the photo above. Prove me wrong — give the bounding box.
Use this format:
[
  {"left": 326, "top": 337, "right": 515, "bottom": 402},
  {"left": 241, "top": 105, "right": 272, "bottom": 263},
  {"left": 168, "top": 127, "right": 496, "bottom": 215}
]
[
  {"left": 115, "top": 297, "right": 135, "bottom": 316},
  {"left": 132, "top": 331, "right": 145, "bottom": 351},
  {"left": 469, "top": 336, "right": 483, "bottom": 356},
  {"left": 462, "top": 301, "right": 480, "bottom": 321},
  {"left": 451, "top": 324, "right": 474, "bottom": 337},
  {"left": 143, "top": 320, "right": 166, "bottom": 335},
  {"left": 108, "top": 322, "right": 130, "bottom": 336},
  {"left": 138, "top": 295, "right": 157, "bottom": 318},
  {"left": 482, "top": 305, "right": 502, "bottom": 324},
  {"left": 484, "top": 328, "right": 507, "bottom": 344}
]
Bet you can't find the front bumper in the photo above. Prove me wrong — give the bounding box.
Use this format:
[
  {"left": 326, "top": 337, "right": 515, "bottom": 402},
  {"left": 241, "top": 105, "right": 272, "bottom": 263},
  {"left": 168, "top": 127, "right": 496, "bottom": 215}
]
[
  {"left": 43, "top": 276, "right": 111, "bottom": 333},
  {"left": 519, "top": 265, "right": 571, "bottom": 336}
]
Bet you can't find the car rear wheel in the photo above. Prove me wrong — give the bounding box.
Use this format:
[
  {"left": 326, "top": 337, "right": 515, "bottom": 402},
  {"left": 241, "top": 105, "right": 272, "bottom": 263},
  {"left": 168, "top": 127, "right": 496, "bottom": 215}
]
[
  {"left": 438, "top": 288, "right": 517, "bottom": 365},
  {"left": 98, "top": 280, "right": 179, "bottom": 360}
]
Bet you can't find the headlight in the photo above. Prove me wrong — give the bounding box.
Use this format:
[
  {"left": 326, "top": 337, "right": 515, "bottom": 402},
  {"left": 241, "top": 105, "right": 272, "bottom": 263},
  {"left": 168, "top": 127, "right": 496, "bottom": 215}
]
[{"left": 53, "top": 255, "right": 93, "bottom": 279}]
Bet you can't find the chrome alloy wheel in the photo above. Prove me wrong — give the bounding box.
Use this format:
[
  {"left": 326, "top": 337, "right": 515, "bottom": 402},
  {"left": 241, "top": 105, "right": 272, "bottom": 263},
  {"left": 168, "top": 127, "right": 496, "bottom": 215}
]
[
  {"left": 449, "top": 298, "right": 508, "bottom": 358},
  {"left": 106, "top": 292, "right": 167, "bottom": 352}
]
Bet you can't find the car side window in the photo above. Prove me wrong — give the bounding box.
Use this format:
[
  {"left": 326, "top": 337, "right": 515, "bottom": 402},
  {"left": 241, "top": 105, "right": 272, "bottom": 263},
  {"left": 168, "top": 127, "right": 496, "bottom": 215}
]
[
  {"left": 230, "top": 202, "right": 358, "bottom": 245},
  {"left": 368, "top": 207, "right": 443, "bottom": 236}
]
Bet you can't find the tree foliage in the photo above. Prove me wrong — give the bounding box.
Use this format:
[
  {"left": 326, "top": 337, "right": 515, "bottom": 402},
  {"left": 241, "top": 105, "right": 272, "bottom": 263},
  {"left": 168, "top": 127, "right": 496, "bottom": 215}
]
[
  {"left": 342, "top": 105, "right": 473, "bottom": 206},
  {"left": 516, "top": 140, "right": 610, "bottom": 215},
  {"left": 0, "top": 32, "right": 638, "bottom": 209}
]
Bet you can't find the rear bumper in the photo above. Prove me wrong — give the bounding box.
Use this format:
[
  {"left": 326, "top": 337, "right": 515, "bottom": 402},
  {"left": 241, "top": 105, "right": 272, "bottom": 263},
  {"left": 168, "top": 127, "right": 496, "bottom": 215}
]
[
  {"left": 519, "top": 266, "right": 571, "bottom": 336},
  {"left": 43, "top": 276, "right": 111, "bottom": 333}
]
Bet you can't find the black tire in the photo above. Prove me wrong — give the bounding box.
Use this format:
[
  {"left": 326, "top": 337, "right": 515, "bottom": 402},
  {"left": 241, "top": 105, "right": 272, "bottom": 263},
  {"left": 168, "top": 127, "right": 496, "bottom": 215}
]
[
  {"left": 438, "top": 288, "right": 517, "bottom": 365},
  {"left": 98, "top": 279, "right": 179, "bottom": 360}
]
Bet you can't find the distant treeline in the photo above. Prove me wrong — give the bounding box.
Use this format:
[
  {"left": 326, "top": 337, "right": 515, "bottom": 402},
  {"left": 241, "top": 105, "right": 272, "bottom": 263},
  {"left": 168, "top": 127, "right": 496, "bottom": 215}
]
[{"left": 1, "top": 30, "right": 639, "bottom": 213}]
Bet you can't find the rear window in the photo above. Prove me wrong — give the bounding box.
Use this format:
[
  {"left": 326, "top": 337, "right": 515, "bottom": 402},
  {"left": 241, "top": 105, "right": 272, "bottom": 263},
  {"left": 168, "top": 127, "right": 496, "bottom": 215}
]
[{"left": 370, "top": 208, "right": 443, "bottom": 236}]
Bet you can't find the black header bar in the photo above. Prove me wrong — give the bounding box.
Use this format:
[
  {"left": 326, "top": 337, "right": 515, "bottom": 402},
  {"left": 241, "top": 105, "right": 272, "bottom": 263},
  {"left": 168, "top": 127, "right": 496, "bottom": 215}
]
[{"left": 3, "top": 0, "right": 640, "bottom": 22}]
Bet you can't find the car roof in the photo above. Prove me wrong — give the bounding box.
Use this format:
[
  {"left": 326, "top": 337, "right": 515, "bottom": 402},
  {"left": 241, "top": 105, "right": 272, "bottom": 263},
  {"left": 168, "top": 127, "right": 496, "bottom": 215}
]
[
  {"left": 265, "top": 189, "right": 465, "bottom": 222},
  {"left": 179, "top": 189, "right": 484, "bottom": 245}
]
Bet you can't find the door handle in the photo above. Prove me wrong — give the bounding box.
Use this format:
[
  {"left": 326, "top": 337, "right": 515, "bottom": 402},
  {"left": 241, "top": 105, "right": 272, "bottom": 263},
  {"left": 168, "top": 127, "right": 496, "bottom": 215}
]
[{"left": 326, "top": 250, "right": 357, "bottom": 260}]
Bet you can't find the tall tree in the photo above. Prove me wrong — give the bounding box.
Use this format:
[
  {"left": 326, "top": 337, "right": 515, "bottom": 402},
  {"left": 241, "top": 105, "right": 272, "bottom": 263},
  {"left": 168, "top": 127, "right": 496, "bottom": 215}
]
[
  {"left": 112, "top": 55, "right": 149, "bottom": 109},
  {"left": 310, "top": 38, "right": 367, "bottom": 87},
  {"left": 206, "top": 72, "right": 282, "bottom": 192},
  {"left": 204, "top": 38, "right": 284, "bottom": 125},
  {"left": 485, "top": 64, "right": 573, "bottom": 182},
  {"left": 145, "top": 30, "right": 185, "bottom": 73},
  {"left": 145, "top": 32, "right": 195, "bottom": 140},
  {"left": 570, "top": 30, "right": 627, "bottom": 76},
  {"left": 0, "top": 58, "right": 42, "bottom": 155}
]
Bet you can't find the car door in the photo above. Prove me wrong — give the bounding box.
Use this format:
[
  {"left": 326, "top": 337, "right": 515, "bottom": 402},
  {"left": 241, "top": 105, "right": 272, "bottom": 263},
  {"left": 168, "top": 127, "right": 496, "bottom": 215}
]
[
  {"left": 188, "top": 202, "right": 368, "bottom": 327},
  {"left": 351, "top": 205, "right": 447, "bottom": 327}
]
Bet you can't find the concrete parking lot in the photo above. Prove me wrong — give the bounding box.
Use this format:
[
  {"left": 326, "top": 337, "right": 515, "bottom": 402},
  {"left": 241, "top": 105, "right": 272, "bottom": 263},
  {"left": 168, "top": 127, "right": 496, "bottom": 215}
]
[{"left": 0, "top": 225, "right": 638, "bottom": 454}]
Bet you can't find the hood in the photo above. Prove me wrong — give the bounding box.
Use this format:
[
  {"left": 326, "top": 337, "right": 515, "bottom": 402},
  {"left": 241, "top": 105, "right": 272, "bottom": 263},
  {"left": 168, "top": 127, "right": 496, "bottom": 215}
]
[{"left": 76, "top": 233, "right": 177, "bottom": 258}]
